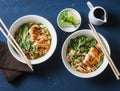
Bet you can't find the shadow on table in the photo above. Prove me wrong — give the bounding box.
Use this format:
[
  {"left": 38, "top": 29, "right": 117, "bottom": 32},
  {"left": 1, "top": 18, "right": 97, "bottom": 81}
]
[
  {"left": 102, "top": 11, "right": 120, "bottom": 69},
  {"left": 108, "top": 41, "right": 120, "bottom": 81},
  {"left": 88, "top": 67, "right": 117, "bottom": 86},
  {"left": 102, "top": 12, "right": 120, "bottom": 29}
]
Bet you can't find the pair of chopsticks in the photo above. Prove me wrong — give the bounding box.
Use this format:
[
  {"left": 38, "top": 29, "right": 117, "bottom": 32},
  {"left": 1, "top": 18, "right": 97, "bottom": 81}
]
[
  {"left": 88, "top": 22, "right": 120, "bottom": 80},
  {"left": 0, "top": 19, "right": 33, "bottom": 71}
]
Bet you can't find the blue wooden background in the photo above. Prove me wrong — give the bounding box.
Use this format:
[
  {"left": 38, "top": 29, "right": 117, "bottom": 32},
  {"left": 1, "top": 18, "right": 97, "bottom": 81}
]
[{"left": 0, "top": 0, "right": 120, "bottom": 91}]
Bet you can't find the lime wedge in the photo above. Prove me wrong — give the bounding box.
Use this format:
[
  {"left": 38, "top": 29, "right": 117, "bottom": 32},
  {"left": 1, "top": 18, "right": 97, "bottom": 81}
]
[
  {"left": 60, "top": 22, "right": 75, "bottom": 28},
  {"left": 67, "top": 11, "right": 80, "bottom": 25}
]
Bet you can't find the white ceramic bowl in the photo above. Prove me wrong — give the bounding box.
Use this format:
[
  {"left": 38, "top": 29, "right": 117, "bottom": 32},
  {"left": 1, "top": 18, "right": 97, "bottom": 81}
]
[
  {"left": 62, "top": 29, "right": 110, "bottom": 78},
  {"left": 57, "top": 8, "right": 82, "bottom": 32},
  {"left": 8, "top": 15, "right": 57, "bottom": 65}
]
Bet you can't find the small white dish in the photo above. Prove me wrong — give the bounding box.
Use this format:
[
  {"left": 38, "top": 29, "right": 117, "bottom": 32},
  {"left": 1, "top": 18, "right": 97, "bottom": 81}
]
[
  {"left": 8, "top": 15, "right": 57, "bottom": 65},
  {"left": 61, "top": 29, "right": 110, "bottom": 78},
  {"left": 87, "top": 1, "right": 107, "bottom": 25},
  {"left": 57, "top": 8, "right": 82, "bottom": 32}
]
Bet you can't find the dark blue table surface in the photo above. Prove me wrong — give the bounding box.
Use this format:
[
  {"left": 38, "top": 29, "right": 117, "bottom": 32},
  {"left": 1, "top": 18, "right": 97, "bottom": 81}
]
[{"left": 0, "top": 0, "right": 120, "bottom": 91}]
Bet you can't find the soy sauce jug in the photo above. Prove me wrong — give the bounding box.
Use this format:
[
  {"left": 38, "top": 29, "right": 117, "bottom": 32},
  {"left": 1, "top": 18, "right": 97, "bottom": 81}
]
[{"left": 87, "top": 1, "right": 107, "bottom": 25}]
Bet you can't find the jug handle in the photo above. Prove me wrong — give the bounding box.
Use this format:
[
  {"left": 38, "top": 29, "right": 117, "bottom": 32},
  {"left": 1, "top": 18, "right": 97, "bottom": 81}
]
[{"left": 87, "top": 1, "right": 94, "bottom": 10}]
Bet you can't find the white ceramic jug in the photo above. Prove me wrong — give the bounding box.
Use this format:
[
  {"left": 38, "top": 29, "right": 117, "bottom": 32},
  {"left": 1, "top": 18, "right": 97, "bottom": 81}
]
[{"left": 87, "top": 1, "right": 107, "bottom": 25}]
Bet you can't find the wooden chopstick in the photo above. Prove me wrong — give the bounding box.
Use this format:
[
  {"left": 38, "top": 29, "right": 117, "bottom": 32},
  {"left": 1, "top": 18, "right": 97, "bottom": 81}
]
[
  {"left": 0, "top": 19, "right": 33, "bottom": 71},
  {"left": 88, "top": 22, "right": 120, "bottom": 80}
]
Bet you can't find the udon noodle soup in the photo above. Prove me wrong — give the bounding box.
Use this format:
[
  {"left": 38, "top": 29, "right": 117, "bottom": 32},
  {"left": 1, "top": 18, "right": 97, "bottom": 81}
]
[
  {"left": 66, "top": 35, "right": 104, "bottom": 73},
  {"left": 14, "top": 22, "right": 51, "bottom": 60}
]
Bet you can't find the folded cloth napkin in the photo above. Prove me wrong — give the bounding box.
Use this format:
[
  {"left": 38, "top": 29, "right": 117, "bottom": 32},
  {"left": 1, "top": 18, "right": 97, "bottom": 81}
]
[{"left": 0, "top": 42, "right": 32, "bottom": 82}]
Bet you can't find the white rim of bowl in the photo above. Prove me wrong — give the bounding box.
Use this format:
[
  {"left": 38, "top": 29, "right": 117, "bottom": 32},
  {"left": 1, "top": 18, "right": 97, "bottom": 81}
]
[
  {"left": 57, "top": 8, "right": 82, "bottom": 32},
  {"left": 61, "top": 29, "right": 110, "bottom": 78},
  {"left": 8, "top": 15, "right": 57, "bottom": 65}
]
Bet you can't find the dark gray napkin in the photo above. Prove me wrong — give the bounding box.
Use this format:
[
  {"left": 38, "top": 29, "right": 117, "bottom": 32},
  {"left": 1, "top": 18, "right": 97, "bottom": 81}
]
[{"left": 0, "top": 42, "right": 32, "bottom": 82}]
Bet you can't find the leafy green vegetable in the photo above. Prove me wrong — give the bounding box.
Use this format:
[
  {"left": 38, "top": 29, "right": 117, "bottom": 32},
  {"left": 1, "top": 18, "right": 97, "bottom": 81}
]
[
  {"left": 66, "top": 16, "right": 74, "bottom": 23},
  {"left": 60, "top": 22, "right": 74, "bottom": 27},
  {"left": 24, "top": 41, "right": 31, "bottom": 50},
  {"left": 60, "top": 11, "right": 67, "bottom": 22},
  {"left": 68, "top": 50, "right": 76, "bottom": 57},
  {"left": 59, "top": 10, "right": 80, "bottom": 28},
  {"left": 97, "top": 53, "right": 104, "bottom": 68},
  {"left": 79, "top": 46, "right": 85, "bottom": 53},
  {"left": 68, "top": 36, "right": 97, "bottom": 52},
  {"left": 68, "top": 39, "right": 78, "bottom": 50}
]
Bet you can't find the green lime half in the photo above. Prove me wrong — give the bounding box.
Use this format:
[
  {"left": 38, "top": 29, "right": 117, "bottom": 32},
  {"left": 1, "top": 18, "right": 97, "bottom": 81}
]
[
  {"left": 67, "top": 11, "right": 80, "bottom": 25},
  {"left": 60, "top": 22, "right": 75, "bottom": 28}
]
